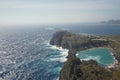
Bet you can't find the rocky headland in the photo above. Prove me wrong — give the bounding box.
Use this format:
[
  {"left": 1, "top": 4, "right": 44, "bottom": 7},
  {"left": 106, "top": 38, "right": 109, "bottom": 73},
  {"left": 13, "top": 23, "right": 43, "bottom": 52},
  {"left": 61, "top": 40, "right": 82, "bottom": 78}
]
[{"left": 50, "top": 30, "right": 120, "bottom": 80}]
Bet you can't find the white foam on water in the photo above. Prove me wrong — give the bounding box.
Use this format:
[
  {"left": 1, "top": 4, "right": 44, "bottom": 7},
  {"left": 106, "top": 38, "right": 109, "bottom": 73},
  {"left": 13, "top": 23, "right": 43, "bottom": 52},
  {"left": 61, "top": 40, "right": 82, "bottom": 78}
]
[
  {"left": 107, "top": 52, "right": 118, "bottom": 68},
  {"left": 76, "top": 54, "right": 79, "bottom": 56},
  {"left": 46, "top": 42, "right": 68, "bottom": 63},
  {"left": 55, "top": 77, "right": 59, "bottom": 80},
  {"left": 80, "top": 56, "right": 101, "bottom": 63},
  {"left": 0, "top": 71, "right": 3, "bottom": 74},
  {"left": 49, "top": 47, "right": 68, "bottom": 62},
  {"left": 104, "top": 50, "right": 118, "bottom": 68},
  {"left": 49, "top": 58, "right": 61, "bottom": 62},
  {"left": 111, "top": 52, "right": 118, "bottom": 64},
  {"left": 57, "top": 48, "right": 68, "bottom": 62}
]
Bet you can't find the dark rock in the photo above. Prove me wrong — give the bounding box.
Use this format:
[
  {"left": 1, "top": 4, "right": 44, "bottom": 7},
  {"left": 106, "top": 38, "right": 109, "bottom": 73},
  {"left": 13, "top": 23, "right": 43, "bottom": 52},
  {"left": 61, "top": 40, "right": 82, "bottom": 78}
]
[
  {"left": 50, "top": 31, "right": 116, "bottom": 80},
  {"left": 50, "top": 30, "right": 74, "bottom": 47},
  {"left": 59, "top": 57, "right": 82, "bottom": 80},
  {"left": 50, "top": 30, "right": 109, "bottom": 50},
  {"left": 66, "top": 49, "right": 76, "bottom": 59},
  {"left": 59, "top": 57, "right": 112, "bottom": 80}
]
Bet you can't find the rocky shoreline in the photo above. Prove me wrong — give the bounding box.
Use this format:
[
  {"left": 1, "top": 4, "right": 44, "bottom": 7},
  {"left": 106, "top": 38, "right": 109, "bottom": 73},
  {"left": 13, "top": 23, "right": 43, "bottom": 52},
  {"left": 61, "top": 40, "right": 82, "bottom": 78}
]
[{"left": 50, "top": 30, "right": 120, "bottom": 80}]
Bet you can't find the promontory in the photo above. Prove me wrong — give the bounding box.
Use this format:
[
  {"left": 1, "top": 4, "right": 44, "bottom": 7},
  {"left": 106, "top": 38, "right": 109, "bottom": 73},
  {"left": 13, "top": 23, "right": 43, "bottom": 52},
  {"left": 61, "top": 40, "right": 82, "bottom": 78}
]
[{"left": 50, "top": 30, "right": 120, "bottom": 80}]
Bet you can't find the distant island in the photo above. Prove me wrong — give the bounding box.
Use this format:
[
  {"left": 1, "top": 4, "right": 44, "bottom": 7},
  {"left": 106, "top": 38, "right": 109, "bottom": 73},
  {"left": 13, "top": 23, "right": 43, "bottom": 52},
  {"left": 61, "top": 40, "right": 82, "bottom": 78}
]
[
  {"left": 101, "top": 19, "right": 120, "bottom": 24},
  {"left": 50, "top": 30, "right": 120, "bottom": 80}
]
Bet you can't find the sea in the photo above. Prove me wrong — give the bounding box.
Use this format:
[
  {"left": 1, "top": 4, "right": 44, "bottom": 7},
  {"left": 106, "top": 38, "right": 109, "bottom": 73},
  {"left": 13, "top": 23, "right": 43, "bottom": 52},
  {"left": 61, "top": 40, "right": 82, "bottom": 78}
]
[
  {"left": 0, "top": 23, "right": 120, "bottom": 80},
  {"left": 76, "top": 48, "right": 116, "bottom": 67}
]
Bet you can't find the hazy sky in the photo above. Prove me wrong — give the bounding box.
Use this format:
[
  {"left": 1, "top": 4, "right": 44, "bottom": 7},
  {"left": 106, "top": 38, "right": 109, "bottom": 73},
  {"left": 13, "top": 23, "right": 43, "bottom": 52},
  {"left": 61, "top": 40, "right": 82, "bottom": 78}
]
[{"left": 0, "top": 0, "right": 120, "bottom": 25}]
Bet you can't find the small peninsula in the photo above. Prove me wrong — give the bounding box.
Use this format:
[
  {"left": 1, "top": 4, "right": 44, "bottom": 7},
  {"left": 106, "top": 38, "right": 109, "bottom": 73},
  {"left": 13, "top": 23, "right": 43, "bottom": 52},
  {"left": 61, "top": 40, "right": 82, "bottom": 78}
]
[{"left": 50, "top": 30, "right": 120, "bottom": 80}]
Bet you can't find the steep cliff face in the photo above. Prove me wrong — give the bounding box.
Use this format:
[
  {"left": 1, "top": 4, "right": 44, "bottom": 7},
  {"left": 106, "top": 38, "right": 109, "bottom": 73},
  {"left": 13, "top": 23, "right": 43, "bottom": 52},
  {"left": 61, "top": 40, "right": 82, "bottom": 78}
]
[
  {"left": 59, "top": 50, "right": 112, "bottom": 80},
  {"left": 50, "top": 30, "right": 74, "bottom": 47},
  {"left": 50, "top": 30, "right": 109, "bottom": 50},
  {"left": 50, "top": 31, "right": 120, "bottom": 80},
  {"left": 59, "top": 57, "right": 82, "bottom": 80}
]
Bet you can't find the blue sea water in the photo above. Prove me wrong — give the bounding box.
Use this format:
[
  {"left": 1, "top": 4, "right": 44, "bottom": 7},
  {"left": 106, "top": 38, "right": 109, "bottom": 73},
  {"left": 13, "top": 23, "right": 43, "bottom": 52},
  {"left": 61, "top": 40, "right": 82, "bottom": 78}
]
[
  {"left": 76, "top": 48, "right": 116, "bottom": 66},
  {"left": 0, "top": 23, "right": 120, "bottom": 80}
]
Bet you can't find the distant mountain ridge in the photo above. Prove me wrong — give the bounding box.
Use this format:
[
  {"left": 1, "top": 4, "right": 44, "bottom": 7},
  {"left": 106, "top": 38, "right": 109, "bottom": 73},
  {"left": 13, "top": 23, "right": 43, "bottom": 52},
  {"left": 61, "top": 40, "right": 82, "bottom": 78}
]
[{"left": 101, "top": 19, "right": 120, "bottom": 24}]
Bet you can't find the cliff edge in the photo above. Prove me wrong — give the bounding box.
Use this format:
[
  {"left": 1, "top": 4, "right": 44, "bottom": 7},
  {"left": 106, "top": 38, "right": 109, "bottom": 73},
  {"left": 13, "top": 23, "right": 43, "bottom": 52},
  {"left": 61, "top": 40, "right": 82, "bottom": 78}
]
[
  {"left": 50, "top": 30, "right": 109, "bottom": 50},
  {"left": 50, "top": 30, "right": 120, "bottom": 80}
]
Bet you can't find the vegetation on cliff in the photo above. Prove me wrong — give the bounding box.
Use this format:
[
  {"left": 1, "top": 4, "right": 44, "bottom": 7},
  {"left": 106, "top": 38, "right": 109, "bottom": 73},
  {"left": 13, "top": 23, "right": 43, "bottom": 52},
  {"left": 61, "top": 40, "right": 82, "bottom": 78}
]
[
  {"left": 50, "top": 30, "right": 120, "bottom": 80},
  {"left": 50, "top": 30, "right": 109, "bottom": 50},
  {"left": 60, "top": 57, "right": 112, "bottom": 80}
]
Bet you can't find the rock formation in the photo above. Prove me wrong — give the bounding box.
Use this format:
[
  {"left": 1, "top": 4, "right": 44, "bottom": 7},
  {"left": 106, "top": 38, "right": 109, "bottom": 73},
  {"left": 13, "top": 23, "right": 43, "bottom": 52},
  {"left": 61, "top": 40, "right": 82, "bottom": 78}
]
[{"left": 50, "top": 30, "right": 120, "bottom": 80}]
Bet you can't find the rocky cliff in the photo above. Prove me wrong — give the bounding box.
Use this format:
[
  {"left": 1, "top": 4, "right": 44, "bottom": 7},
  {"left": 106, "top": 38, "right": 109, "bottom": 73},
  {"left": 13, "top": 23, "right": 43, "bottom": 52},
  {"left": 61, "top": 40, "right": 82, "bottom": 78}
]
[
  {"left": 50, "top": 30, "right": 109, "bottom": 50},
  {"left": 59, "top": 50, "right": 112, "bottom": 80},
  {"left": 50, "top": 30, "right": 120, "bottom": 80}
]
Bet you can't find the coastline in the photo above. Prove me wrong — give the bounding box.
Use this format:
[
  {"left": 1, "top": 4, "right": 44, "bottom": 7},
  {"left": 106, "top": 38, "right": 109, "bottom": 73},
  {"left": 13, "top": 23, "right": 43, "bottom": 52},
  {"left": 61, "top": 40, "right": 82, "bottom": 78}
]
[
  {"left": 49, "top": 43, "right": 118, "bottom": 68},
  {"left": 50, "top": 30, "right": 120, "bottom": 68},
  {"left": 47, "top": 42, "right": 69, "bottom": 63},
  {"left": 50, "top": 30, "right": 120, "bottom": 80},
  {"left": 106, "top": 46, "right": 119, "bottom": 68},
  {"left": 76, "top": 47, "right": 118, "bottom": 68}
]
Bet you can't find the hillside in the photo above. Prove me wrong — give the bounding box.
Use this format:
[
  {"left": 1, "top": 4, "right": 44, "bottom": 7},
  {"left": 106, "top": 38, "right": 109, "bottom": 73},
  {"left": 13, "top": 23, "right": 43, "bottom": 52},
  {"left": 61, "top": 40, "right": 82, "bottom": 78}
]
[{"left": 50, "top": 30, "right": 120, "bottom": 80}]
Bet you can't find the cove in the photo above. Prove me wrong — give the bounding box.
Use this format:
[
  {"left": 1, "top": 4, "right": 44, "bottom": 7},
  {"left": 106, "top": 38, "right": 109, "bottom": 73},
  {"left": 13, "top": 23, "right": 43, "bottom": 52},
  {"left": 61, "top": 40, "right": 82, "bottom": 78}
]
[{"left": 76, "top": 48, "right": 116, "bottom": 66}]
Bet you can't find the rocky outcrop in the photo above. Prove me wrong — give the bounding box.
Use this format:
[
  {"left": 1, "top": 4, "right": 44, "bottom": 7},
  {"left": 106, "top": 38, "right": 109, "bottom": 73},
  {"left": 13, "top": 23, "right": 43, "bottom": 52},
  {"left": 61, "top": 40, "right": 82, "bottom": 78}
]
[
  {"left": 50, "top": 31, "right": 120, "bottom": 80},
  {"left": 59, "top": 50, "right": 112, "bottom": 80},
  {"left": 50, "top": 30, "right": 74, "bottom": 46},
  {"left": 50, "top": 30, "right": 109, "bottom": 50},
  {"left": 59, "top": 57, "right": 81, "bottom": 80}
]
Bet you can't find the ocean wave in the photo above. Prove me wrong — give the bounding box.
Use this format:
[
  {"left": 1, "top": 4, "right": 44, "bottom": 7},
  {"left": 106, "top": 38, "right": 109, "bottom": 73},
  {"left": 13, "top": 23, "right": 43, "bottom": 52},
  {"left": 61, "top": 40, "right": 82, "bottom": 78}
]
[
  {"left": 55, "top": 77, "right": 59, "bottom": 80},
  {"left": 48, "top": 49, "right": 68, "bottom": 62},
  {"left": 46, "top": 43, "right": 68, "bottom": 63},
  {"left": 80, "top": 56, "right": 100, "bottom": 63},
  {"left": 49, "top": 57, "right": 67, "bottom": 63}
]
